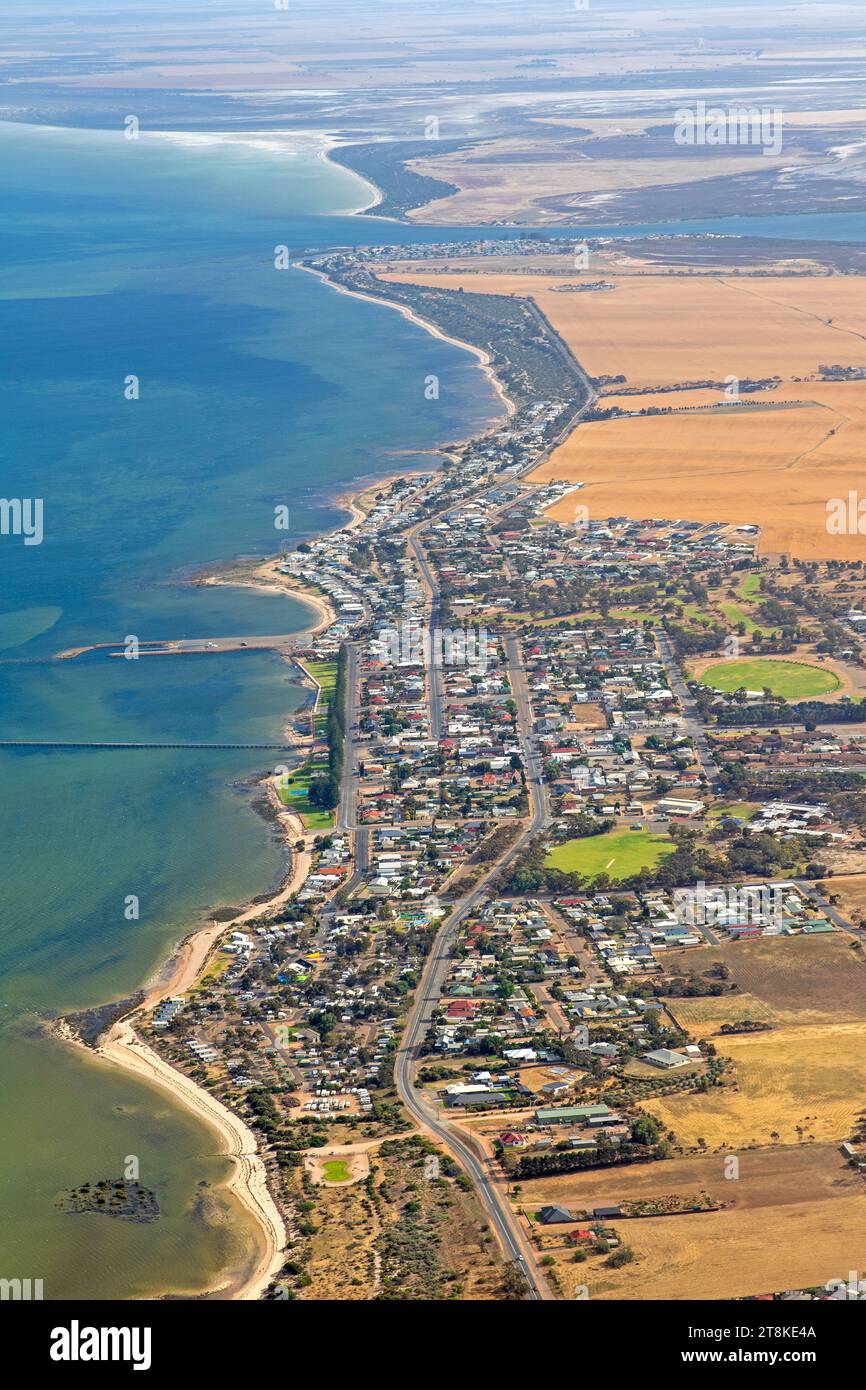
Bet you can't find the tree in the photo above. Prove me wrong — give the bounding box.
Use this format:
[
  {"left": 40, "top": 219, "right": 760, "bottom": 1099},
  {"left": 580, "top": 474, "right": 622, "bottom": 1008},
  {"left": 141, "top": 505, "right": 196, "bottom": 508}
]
[{"left": 630, "top": 1113, "right": 662, "bottom": 1146}]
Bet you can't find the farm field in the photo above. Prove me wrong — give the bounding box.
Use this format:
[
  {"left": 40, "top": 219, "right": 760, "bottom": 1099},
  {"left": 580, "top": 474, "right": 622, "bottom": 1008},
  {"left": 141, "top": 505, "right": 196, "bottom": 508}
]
[
  {"left": 379, "top": 271, "right": 866, "bottom": 387},
  {"left": 545, "top": 828, "right": 674, "bottom": 881},
  {"left": 646, "top": 935, "right": 866, "bottom": 1146},
  {"left": 831, "top": 875, "right": 866, "bottom": 928},
  {"left": 644, "top": 1020, "right": 866, "bottom": 1147},
  {"left": 696, "top": 657, "right": 841, "bottom": 698},
  {"left": 525, "top": 1145, "right": 866, "bottom": 1301},
  {"left": 663, "top": 934, "right": 866, "bottom": 1025},
  {"left": 522, "top": 1142, "right": 859, "bottom": 1215},
  {"left": 379, "top": 267, "right": 866, "bottom": 557},
  {"left": 536, "top": 378, "right": 866, "bottom": 559}
]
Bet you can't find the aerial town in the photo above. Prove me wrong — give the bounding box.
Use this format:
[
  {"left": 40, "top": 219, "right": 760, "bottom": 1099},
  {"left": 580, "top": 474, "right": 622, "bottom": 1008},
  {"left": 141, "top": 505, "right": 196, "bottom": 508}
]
[{"left": 120, "top": 237, "right": 866, "bottom": 1305}]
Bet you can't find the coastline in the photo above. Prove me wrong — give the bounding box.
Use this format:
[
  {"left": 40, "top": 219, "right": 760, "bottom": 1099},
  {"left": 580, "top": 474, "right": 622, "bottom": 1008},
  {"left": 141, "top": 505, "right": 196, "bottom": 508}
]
[
  {"left": 65, "top": 785, "right": 311, "bottom": 1302},
  {"left": 197, "top": 556, "right": 337, "bottom": 640},
  {"left": 50, "top": 208, "right": 517, "bottom": 1301},
  {"left": 298, "top": 261, "right": 517, "bottom": 419},
  {"left": 321, "top": 138, "right": 386, "bottom": 217},
  {"left": 95, "top": 1021, "right": 287, "bottom": 1301}
]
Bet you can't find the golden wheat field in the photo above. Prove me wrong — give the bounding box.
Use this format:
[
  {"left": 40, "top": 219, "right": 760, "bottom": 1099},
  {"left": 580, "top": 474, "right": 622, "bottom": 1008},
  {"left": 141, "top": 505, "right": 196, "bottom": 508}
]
[
  {"left": 646, "top": 1021, "right": 866, "bottom": 1148},
  {"left": 538, "top": 379, "right": 866, "bottom": 558},
  {"left": 379, "top": 267, "right": 866, "bottom": 557},
  {"left": 379, "top": 271, "right": 866, "bottom": 386},
  {"left": 830, "top": 874, "right": 866, "bottom": 923},
  {"left": 644, "top": 936, "right": 866, "bottom": 1148},
  {"left": 530, "top": 1144, "right": 866, "bottom": 1301},
  {"left": 558, "top": 1196, "right": 866, "bottom": 1301}
]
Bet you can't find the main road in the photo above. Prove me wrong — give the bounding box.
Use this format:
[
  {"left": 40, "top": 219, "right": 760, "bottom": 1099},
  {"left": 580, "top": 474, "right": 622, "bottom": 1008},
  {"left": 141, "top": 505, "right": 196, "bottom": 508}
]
[
  {"left": 407, "top": 530, "right": 445, "bottom": 740},
  {"left": 393, "top": 627, "right": 553, "bottom": 1300},
  {"left": 656, "top": 630, "right": 722, "bottom": 794},
  {"left": 334, "top": 639, "right": 369, "bottom": 895}
]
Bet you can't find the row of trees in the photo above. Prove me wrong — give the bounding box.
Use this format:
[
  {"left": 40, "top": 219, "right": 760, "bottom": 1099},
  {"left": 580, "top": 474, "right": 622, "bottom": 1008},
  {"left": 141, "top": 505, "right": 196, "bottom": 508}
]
[{"left": 308, "top": 645, "right": 348, "bottom": 810}]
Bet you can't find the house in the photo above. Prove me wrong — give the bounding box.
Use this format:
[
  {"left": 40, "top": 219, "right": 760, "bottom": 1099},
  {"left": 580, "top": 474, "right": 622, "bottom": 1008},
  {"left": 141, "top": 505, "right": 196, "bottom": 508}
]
[
  {"left": 539, "top": 1205, "right": 574, "bottom": 1225},
  {"left": 642, "top": 1047, "right": 692, "bottom": 1069},
  {"left": 535, "top": 1104, "right": 611, "bottom": 1125},
  {"left": 445, "top": 1000, "right": 478, "bottom": 1022},
  {"left": 566, "top": 1228, "right": 596, "bottom": 1246}
]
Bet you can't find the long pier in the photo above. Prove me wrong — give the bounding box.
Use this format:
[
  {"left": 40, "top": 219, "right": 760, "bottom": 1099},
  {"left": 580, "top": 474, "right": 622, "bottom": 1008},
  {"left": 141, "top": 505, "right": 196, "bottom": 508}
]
[
  {"left": 54, "top": 635, "right": 300, "bottom": 661},
  {"left": 0, "top": 741, "right": 296, "bottom": 752}
]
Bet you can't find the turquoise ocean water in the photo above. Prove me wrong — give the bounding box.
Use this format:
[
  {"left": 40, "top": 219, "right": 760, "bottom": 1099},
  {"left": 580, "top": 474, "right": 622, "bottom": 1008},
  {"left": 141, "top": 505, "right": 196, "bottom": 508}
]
[
  {"left": 0, "top": 122, "right": 502, "bottom": 1299},
  {"left": 1, "top": 117, "right": 865, "bottom": 1298}
]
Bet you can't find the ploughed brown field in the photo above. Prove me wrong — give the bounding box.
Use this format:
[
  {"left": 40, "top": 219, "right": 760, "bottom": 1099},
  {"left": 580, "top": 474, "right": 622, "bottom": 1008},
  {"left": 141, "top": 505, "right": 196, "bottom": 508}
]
[
  {"left": 526, "top": 1145, "right": 866, "bottom": 1301},
  {"left": 379, "top": 266, "right": 866, "bottom": 557}
]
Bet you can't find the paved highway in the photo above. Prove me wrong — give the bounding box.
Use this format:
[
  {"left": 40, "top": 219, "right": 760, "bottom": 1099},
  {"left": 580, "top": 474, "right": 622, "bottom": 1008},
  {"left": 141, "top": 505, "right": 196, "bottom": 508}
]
[
  {"left": 657, "top": 630, "right": 722, "bottom": 794},
  {"left": 393, "top": 628, "right": 553, "bottom": 1300},
  {"left": 337, "top": 641, "right": 363, "bottom": 833}
]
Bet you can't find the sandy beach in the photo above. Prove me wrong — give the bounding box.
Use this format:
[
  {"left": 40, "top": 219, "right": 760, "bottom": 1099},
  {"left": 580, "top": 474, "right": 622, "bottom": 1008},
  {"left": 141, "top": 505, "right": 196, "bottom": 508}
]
[
  {"left": 96, "top": 1020, "right": 287, "bottom": 1301},
  {"left": 298, "top": 261, "right": 517, "bottom": 419},
  {"left": 199, "top": 556, "right": 337, "bottom": 639},
  {"left": 60, "top": 784, "right": 312, "bottom": 1301}
]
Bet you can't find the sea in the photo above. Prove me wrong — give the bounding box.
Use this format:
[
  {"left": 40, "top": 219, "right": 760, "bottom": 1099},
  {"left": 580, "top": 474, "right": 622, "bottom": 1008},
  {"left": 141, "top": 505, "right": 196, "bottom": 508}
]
[{"left": 1, "top": 117, "right": 863, "bottom": 1298}]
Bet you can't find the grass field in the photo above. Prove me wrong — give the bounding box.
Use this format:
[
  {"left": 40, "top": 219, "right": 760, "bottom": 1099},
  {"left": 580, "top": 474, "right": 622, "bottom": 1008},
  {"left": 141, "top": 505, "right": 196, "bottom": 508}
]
[
  {"left": 698, "top": 658, "right": 840, "bottom": 699},
  {"left": 739, "top": 573, "right": 763, "bottom": 600},
  {"left": 717, "top": 601, "right": 779, "bottom": 638},
  {"left": 305, "top": 659, "right": 339, "bottom": 739},
  {"left": 706, "top": 801, "right": 757, "bottom": 822},
  {"left": 307, "top": 660, "right": 338, "bottom": 706},
  {"left": 277, "top": 758, "right": 334, "bottom": 830},
  {"left": 545, "top": 828, "right": 674, "bottom": 881},
  {"left": 322, "top": 1159, "right": 352, "bottom": 1183}
]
